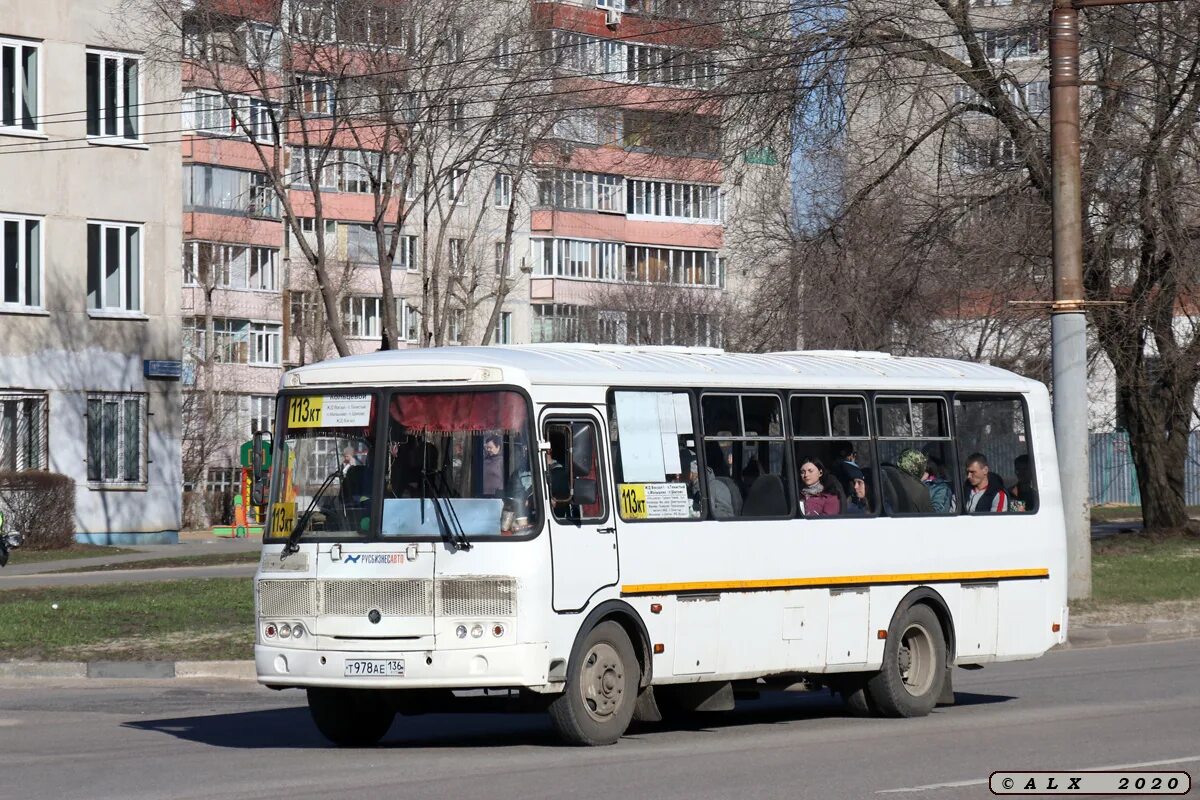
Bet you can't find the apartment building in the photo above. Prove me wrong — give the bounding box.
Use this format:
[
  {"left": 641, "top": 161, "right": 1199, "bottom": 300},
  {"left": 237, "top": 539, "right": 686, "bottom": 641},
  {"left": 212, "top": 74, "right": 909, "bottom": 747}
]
[
  {"left": 179, "top": 0, "right": 744, "bottom": 498},
  {"left": 0, "top": 0, "right": 183, "bottom": 541}
]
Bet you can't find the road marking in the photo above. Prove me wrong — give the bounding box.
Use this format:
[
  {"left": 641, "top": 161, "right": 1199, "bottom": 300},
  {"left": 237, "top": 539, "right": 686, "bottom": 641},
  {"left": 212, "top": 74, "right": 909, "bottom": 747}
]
[{"left": 877, "top": 755, "right": 1200, "bottom": 794}]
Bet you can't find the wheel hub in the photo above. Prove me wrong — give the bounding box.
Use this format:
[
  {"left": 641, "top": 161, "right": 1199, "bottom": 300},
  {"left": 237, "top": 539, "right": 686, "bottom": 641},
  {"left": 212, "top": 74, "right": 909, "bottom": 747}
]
[{"left": 581, "top": 643, "right": 625, "bottom": 722}]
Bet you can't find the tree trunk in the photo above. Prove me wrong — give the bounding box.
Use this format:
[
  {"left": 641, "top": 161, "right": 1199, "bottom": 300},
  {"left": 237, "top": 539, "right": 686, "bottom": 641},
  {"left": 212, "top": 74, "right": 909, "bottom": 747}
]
[{"left": 1123, "top": 390, "right": 1192, "bottom": 530}]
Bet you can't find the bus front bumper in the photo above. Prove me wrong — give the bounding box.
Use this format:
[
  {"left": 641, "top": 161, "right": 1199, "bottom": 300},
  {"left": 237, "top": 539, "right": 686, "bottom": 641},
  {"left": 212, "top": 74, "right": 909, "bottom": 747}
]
[{"left": 255, "top": 642, "right": 551, "bottom": 690}]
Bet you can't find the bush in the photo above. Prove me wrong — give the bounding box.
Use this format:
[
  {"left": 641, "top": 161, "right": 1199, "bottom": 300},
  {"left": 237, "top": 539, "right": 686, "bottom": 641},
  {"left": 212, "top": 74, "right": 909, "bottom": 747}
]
[{"left": 0, "top": 471, "right": 76, "bottom": 550}]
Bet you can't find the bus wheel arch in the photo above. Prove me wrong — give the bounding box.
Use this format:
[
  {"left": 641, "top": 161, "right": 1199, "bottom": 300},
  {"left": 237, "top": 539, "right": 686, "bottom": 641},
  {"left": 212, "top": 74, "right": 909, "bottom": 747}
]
[
  {"left": 568, "top": 600, "right": 654, "bottom": 688},
  {"left": 895, "top": 587, "right": 956, "bottom": 662},
  {"left": 550, "top": 614, "right": 644, "bottom": 745}
]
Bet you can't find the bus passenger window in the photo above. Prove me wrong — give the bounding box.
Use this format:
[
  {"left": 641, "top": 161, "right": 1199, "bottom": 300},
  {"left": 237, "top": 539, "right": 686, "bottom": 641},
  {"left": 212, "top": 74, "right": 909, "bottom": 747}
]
[
  {"left": 790, "top": 395, "right": 876, "bottom": 516},
  {"left": 955, "top": 395, "right": 1038, "bottom": 513},
  {"left": 608, "top": 391, "right": 699, "bottom": 522},
  {"left": 875, "top": 396, "right": 954, "bottom": 515},
  {"left": 703, "top": 393, "right": 790, "bottom": 518},
  {"left": 544, "top": 421, "right": 605, "bottom": 523}
]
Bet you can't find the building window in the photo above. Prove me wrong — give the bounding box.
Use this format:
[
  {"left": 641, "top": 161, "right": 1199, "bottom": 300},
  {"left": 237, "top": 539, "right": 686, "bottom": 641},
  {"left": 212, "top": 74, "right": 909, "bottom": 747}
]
[
  {"left": 86, "top": 393, "right": 146, "bottom": 485},
  {"left": 402, "top": 301, "right": 421, "bottom": 342},
  {"left": 448, "top": 98, "right": 466, "bottom": 132},
  {"left": 495, "top": 37, "right": 514, "bottom": 69},
  {"left": 448, "top": 168, "right": 467, "bottom": 203},
  {"left": 1, "top": 37, "right": 39, "bottom": 133},
  {"left": 495, "top": 311, "right": 512, "bottom": 344},
  {"left": 449, "top": 238, "right": 465, "bottom": 270},
  {"left": 250, "top": 322, "right": 281, "bottom": 365},
  {"left": 343, "top": 295, "right": 383, "bottom": 338},
  {"left": 980, "top": 29, "right": 1042, "bottom": 61},
  {"left": 495, "top": 241, "right": 514, "bottom": 276},
  {"left": 537, "top": 170, "right": 627, "bottom": 213},
  {"left": 250, "top": 246, "right": 277, "bottom": 290},
  {"left": 295, "top": 75, "right": 335, "bottom": 115},
  {"left": 627, "top": 179, "right": 721, "bottom": 221},
  {"left": 86, "top": 49, "right": 140, "bottom": 141},
  {"left": 184, "top": 90, "right": 277, "bottom": 142},
  {"left": 493, "top": 173, "right": 512, "bottom": 208},
  {"left": 183, "top": 165, "right": 279, "bottom": 218},
  {"left": 183, "top": 242, "right": 276, "bottom": 291},
  {"left": 87, "top": 221, "right": 141, "bottom": 312},
  {"left": 445, "top": 29, "right": 465, "bottom": 61},
  {"left": 1, "top": 213, "right": 41, "bottom": 309},
  {"left": 0, "top": 392, "right": 47, "bottom": 471},
  {"left": 250, "top": 395, "right": 275, "bottom": 434},
  {"left": 447, "top": 308, "right": 465, "bottom": 343}
]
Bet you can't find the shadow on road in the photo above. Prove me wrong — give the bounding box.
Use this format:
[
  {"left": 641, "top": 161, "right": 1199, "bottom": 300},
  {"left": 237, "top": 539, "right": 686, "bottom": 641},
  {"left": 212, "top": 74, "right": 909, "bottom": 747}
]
[{"left": 124, "top": 688, "right": 1016, "bottom": 750}]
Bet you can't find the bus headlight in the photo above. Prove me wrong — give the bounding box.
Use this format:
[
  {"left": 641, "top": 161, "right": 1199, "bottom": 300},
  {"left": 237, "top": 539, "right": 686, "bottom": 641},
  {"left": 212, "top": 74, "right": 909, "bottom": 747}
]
[
  {"left": 455, "top": 625, "right": 468, "bottom": 639},
  {"left": 291, "top": 624, "right": 304, "bottom": 639},
  {"left": 279, "top": 623, "right": 292, "bottom": 639},
  {"left": 470, "top": 624, "right": 484, "bottom": 639}
]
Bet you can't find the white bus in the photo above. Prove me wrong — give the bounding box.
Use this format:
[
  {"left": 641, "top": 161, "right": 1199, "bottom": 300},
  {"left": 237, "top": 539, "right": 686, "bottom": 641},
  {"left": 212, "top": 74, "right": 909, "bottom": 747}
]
[{"left": 254, "top": 345, "right": 1068, "bottom": 746}]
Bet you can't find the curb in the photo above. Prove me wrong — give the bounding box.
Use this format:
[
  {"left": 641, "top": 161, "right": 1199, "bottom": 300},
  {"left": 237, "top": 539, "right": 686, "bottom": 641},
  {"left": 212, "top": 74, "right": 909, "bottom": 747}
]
[
  {"left": 0, "top": 660, "right": 256, "bottom": 680},
  {"left": 1054, "top": 620, "right": 1200, "bottom": 649}
]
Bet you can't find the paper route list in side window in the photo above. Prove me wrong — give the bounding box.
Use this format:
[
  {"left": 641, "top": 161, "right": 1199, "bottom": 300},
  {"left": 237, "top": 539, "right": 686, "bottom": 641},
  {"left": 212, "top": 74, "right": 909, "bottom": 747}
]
[{"left": 610, "top": 390, "right": 699, "bottom": 521}]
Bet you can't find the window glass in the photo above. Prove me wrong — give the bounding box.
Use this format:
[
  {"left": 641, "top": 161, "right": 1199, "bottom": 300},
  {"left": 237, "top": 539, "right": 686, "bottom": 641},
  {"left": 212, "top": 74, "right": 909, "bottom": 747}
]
[
  {"left": 875, "top": 396, "right": 954, "bottom": 515},
  {"left": 86, "top": 393, "right": 145, "bottom": 484},
  {"left": 609, "top": 390, "right": 698, "bottom": 521},
  {"left": 544, "top": 420, "right": 605, "bottom": 523},
  {"left": 955, "top": 394, "right": 1036, "bottom": 513},
  {"left": 702, "top": 393, "right": 791, "bottom": 519},
  {"left": 790, "top": 395, "right": 875, "bottom": 516}
]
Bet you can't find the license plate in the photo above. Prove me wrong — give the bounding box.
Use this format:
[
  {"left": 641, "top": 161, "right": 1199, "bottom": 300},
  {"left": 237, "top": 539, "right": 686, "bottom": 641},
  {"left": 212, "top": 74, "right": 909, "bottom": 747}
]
[{"left": 344, "top": 659, "right": 404, "bottom": 677}]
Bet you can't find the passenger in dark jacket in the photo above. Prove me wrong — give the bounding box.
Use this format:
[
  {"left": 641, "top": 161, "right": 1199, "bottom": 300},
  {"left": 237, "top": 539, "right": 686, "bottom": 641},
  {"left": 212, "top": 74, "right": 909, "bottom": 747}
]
[{"left": 964, "top": 452, "right": 1008, "bottom": 513}]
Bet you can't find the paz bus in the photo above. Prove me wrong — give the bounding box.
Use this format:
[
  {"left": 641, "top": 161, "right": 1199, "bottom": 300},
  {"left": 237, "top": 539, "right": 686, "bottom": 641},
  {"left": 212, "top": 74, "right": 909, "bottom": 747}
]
[{"left": 254, "top": 345, "right": 1067, "bottom": 746}]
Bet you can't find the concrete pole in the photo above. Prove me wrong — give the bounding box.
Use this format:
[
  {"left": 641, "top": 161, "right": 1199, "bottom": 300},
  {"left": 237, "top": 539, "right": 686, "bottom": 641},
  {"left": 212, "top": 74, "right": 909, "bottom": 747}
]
[{"left": 1049, "top": 0, "right": 1091, "bottom": 599}]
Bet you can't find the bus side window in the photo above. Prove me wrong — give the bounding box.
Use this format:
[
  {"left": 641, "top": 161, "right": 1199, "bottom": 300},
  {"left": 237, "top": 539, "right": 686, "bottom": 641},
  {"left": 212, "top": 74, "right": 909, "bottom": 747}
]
[
  {"left": 544, "top": 420, "right": 605, "bottom": 523},
  {"left": 790, "top": 394, "right": 877, "bottom": 516},
  {"left": 608, "top": 390, "right": 699, "bottom": 522},
  {"left": 954, "top": 394, "right": 1038, "bottom": 514},
  {"left": 703, "top": 393, "right": 790, "bottom": 518},
  {"left": 874, "top": 396, "right": 955, "bottom": 516}
]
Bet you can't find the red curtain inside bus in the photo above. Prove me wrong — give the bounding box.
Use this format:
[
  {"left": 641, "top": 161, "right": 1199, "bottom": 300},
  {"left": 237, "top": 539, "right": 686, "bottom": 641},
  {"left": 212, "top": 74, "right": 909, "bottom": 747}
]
[{"left": 390, "top": 391, "right": 527, "bottom": 433}]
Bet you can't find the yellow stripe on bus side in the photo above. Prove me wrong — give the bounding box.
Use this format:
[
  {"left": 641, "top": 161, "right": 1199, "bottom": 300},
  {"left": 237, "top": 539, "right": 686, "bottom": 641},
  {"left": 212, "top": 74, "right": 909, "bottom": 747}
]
[{"left": 620, "top": 568, "right": 1050, "bottom": 596}]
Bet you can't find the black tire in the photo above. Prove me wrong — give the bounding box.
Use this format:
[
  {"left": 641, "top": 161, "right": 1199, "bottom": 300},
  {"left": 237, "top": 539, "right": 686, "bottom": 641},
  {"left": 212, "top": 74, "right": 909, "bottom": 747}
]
[
  {"left": 865, "top": 604, "right": 947, "bottom": 718},
  {"left": 548, "top": 621, "right": 640, "bottom": 745},
  {"left": 307, "top": 688, "right": 395, "bottom": 747},
  {"left": 840, "top": 675, "right": 878, "bottom": 717}
]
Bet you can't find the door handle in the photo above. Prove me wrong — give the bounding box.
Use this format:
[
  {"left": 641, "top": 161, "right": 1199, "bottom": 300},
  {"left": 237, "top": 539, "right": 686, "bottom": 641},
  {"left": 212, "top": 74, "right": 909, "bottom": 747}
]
[{"left": 596, "top": 527, "right": 616, "bottom": 535}]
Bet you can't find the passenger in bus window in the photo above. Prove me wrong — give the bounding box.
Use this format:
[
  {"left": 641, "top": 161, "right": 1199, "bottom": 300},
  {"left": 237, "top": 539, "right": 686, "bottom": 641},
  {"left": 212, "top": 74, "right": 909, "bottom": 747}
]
[
  {"left": 893, "top": 449, "right": 934, "bottom": 514},
  {"left": 831, "top": 441, "right": 865, "bottom": 497},
  {"left": 1008, "top": 454, "right": 1038, "bottom": 512},
  {"left": 797, "top": 458, "right": 840, "bottom": 517},
  {"left": 482, "top": 433, "right": 505, "bottom": 497},
  {"left": 685, "top": 453, "right": 734, "bottom": 519},
  {"left": 921, "top": 451, "right": 956, "bottom": 514},
  {"left": 964, "top": 453, "right": 1008, "bottom": 513},
  {"left": 845, "top": 476, "right": 869, "bottom": 514}
]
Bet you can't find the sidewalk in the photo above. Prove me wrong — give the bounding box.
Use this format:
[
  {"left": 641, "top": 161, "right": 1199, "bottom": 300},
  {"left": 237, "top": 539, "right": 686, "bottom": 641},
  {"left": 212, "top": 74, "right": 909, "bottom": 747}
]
[{"left": 3, "top": 533, "right": 261, "bottom": 577}]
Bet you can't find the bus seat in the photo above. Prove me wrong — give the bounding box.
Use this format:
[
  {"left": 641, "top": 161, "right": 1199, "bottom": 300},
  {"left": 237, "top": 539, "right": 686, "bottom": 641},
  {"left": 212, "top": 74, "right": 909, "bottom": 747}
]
[
  {"left": 716, "top": 476, "right": 743, "bottom": 516},
  {"left": 743, "top": 473, "right": 788, "bottom": 517}
]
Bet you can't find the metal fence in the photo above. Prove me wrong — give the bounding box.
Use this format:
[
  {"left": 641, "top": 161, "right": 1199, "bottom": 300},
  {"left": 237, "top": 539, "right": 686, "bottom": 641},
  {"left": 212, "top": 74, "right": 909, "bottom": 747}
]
[{"left": 1089, "top": 431, "right": 1200, "bottom": 506}]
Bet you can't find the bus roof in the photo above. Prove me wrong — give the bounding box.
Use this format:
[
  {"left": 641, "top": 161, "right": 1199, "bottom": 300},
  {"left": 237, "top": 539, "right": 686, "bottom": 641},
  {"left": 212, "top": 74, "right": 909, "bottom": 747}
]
[{"left": 284, "top": 345, "right": 1042, "bottom": 393}]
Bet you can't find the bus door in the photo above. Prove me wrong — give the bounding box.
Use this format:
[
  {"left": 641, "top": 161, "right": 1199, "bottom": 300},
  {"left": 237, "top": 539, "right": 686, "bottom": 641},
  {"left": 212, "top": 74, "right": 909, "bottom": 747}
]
[{"left": 542, "top": 411, "right": 617, "bottom": 612}]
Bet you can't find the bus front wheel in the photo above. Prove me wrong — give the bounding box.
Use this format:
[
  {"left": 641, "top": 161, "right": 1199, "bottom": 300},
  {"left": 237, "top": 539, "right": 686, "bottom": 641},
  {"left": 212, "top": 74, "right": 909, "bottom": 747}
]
[
  {"left": 307, "top": 688, "right": 395, "bottom": 747},
  {"left": 865, "top": 604, "right": 947, "bottom": 717},
  {"left": 549, "top": 621, "right": 640, "bottom": 746}
]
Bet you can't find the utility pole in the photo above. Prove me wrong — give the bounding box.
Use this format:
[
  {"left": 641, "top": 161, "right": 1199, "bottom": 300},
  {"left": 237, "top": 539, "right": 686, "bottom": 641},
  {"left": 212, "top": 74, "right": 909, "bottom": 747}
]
[
  {"left": 1049, "top": 0, "right": 1090, "bottom": 600},
  {"left": 1049, "top": 0, "right": 1183, "bottom": 600}
]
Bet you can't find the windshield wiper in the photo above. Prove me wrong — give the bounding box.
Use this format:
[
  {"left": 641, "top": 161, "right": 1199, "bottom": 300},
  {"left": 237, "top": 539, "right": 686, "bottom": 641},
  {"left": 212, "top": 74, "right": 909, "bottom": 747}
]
[
  {"left": 281, "top": 469, "right": 342, "bottom": 559},
  {"left": 421, "top": 467, "right": 472, "bottom": 552}
]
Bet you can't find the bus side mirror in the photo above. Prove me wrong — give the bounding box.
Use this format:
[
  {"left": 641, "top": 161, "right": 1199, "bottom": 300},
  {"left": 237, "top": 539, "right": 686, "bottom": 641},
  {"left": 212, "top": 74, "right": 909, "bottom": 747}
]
[{"left": 250, "top": 431, "right": 272, "bottom": 508}]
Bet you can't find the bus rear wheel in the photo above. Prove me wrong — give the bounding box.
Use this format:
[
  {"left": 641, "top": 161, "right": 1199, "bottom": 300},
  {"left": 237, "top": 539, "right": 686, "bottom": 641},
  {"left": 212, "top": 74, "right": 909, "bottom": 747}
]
[
  {"left": 307, "top": 688, "right": 395, "bottom": 747},
  {"left": 549, "top": 621, "right": 640, "bottom": 746},
  {"left": 865, "top": 604, "right": 946, "bottom": 718}
]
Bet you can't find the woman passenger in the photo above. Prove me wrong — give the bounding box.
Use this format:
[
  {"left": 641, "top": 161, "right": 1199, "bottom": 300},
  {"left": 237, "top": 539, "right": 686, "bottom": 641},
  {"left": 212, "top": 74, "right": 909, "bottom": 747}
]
[{"left": 798, "top": 457, "right": 841, "bottom": 517}]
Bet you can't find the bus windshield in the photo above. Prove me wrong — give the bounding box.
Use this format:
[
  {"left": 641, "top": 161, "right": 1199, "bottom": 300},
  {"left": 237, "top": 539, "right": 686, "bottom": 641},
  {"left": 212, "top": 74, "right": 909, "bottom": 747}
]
[
  {"left": 267, "top": 393, "right": 377, "bottom": 541},
  {"left": 382, "top": 390, "right": 539, "bottom": 538}
]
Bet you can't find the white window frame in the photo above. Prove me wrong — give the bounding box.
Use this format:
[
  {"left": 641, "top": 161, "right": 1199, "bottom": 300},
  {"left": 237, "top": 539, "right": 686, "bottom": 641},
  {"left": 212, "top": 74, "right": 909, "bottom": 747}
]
[
  {"left": 495, "top": 37, "right": 515, "bottom": 69},
  {"left": 448, "top": 98, "right": 466, "bottom": 132},
  {"left": 493, "top": 173, "right": 512, "bottom": 208},
  {"left": 343, "top": 295, "right": 383, "bottom": 339},
  {"left": 447, "top": 308, "right": 465, "bottom": 344},
  {"left": 295, "top": 74, "right": 335, "bottom": 115},
  {"left": 449, "top": 167, "right": 468, "bottom": 204},
  {"left": 495, "top": 310, "right": 512, "bottom": 344},
  {"left": 449, "top": 238, "right": 465, "bottom": 270},
  {"left": 0, "top": 212, "right": 42, "bottom": 310},
  {"left": 86, "top": 392, "right": 146, "bottom": 487},
  {"left": 495, "top": 241, "right": 515, "bottom": 277},
  {"left": 250, "top": 246, "right": 278, "bottom": 291},
  {"left": 0, "top": 36, "right": 40, "bottom": 135},
  {"left": 87, "top": 221, "right": 143, "bottom": 314},
  {"left": 249, "top": 321, "right": 282, "bottom": 365},
  {"left": 86, "top": 48, "right": 141, "bottom": 143},
  {"left": 249, "top": 395, "right": 275, "bottom": 435},
  {"left": 399, "top": 234, "right": 418, "bottom": 272},
  {"left": 402, "top": 301, "right": 421, "bottom": 342},
  {"left": 0, "top": 391, "right": 48, "bottom": 471}
]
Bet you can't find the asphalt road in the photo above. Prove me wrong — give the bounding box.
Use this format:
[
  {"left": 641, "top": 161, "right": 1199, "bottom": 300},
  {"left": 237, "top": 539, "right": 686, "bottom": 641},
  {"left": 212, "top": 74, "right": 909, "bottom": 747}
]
[{"left": 0, "top": 639, "right": 1197, "bottom": 800}]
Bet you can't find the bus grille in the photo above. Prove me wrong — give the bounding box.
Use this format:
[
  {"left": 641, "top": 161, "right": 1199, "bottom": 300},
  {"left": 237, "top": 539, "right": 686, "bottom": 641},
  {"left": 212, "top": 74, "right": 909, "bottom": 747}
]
[
  {"left": 320, "top": 579, "right": 433, "bottom": 617},
  {"left": 258, "top": 579, "right": 318, "bottom": 617},
  {"left": 436, "top": 578, "right": 516, "bottom": 617}
]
